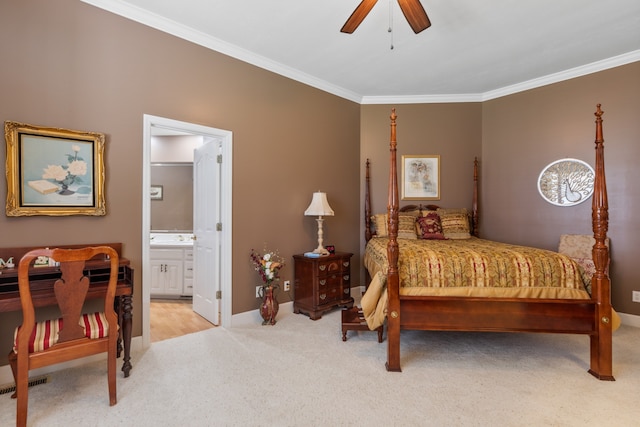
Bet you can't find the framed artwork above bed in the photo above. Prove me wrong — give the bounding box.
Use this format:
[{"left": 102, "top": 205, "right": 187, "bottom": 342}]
[{"left": 401, "top": 155, "right": 440, "bottom": 200}]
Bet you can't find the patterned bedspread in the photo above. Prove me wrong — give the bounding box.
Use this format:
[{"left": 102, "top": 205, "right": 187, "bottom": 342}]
[{"left": 364, "top": 237, "right": 591, "bottom": 299}]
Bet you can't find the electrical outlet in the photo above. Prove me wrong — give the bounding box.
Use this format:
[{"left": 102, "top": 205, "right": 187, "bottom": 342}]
[
  {"left": 283, "top": 280, "right": 291, "bottom": 291},
  {"left": 256, "top": 286, "right": 262, "bottom": 298},
  {"left": 632, "top": 291, "right": 640, "bottom": 303}
]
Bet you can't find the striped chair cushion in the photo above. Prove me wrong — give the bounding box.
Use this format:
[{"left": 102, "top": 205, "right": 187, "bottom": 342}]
[{"left": 12, "top": 312, "right": 111, "bottom": 354}]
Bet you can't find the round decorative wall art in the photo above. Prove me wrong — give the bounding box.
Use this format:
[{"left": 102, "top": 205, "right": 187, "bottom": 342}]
[{"left": 537, "top": 158, "right": 595, "bottom": 206}]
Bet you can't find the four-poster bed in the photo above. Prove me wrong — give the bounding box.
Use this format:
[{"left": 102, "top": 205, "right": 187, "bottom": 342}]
[{"left": 361, "top": 105, "right": 614, "bottom": 380}]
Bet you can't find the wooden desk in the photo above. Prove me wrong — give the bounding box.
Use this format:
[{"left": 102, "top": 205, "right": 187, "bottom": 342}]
[{"left": 0, "top": 244, "right": 133, "bottom": 377}]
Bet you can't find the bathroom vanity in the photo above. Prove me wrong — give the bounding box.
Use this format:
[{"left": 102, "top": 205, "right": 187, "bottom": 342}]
[{"left": 150, "top": 232, "right": 194, "bottom": 297}]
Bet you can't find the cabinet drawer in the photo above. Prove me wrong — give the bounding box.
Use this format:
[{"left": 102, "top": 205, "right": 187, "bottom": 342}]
[
  {"left": 317, "top": 273, "right": 343, "bottom": 289},
  {"left": 316, "top": 259, "right": 342, "bottom": 275},
  {"left": 184, "top": 250, "right": 193, "bottom": 260},
  {"left": 316, "top": 286, "right": 341, "bottom": 305},
  {"left": 183, "top": 278, "right": 193, "bottom": 295},
  {"left": 150, "top": 249, "right": 184, "bottom": 260},
  {"left": 184, "top": 261, "right": 194, "bottom": 278}
]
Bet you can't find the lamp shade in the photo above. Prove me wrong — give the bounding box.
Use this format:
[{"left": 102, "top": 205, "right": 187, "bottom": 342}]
[{"left": 304, "top": 192, "right": 334, "bottom": 216}]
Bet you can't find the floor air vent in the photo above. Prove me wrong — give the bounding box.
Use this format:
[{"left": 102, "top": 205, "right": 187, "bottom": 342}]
[{"left": 0, "top": 375, "right": 49, "bottom": 395}]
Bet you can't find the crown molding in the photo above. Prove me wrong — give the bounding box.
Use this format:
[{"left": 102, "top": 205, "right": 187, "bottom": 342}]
[
  {"left": 361, "top": 93, "right": 484, "bottom": 104},
  {"left": 481, "top": 50, "right": 640, "bottom": 101},
  {"left": 82, "top": 1, "right": 639, "bottom": 105},
  {"left": 80, "top": 0, "right": 363, "bottom": 103}
]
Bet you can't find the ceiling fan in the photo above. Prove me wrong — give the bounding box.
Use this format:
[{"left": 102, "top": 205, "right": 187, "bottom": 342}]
[{"left": 341, "top": 0, "right": 431, "bottom": 34}]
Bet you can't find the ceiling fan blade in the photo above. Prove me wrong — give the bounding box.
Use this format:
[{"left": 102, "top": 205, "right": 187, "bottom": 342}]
[
  {"left": 341, "top": 0, "right": 379, "bottom": 34},
  {"left": 397, "top": 0, "right": 431, "bottom": 34}
]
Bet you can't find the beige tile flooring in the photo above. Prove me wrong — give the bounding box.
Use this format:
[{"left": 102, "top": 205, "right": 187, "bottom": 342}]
[{"left": 150, "top": 299, "right": 215, "bottom": 343}]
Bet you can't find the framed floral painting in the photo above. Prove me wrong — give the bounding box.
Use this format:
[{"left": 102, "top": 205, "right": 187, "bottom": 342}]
[
  {"left": 401, "top": 155, "right": 440, "bottom": 200},
  {"left": 4, "top": 121, "right": 106, "bottom": 216}
]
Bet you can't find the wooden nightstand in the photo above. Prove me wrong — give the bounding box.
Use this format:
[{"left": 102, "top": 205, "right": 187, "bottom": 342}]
[{"left": 293, "top": 252, "right": 354, "bottom": 320}]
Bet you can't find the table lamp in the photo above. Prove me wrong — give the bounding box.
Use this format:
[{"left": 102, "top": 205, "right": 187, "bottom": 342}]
[{"left": 304, "top": 191, "right": 334, "bottom": 255}]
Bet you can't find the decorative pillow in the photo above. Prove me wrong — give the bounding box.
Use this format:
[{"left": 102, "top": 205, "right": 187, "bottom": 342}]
[
  {"left": 398, "top": 214, "right": 418, "bottom": 239},
  {"left": 558, "top": 234, "right": 609, "bottom": 259},
  {"left": 372, "top": 213, "right": 418, "bottom": 239},
  {"left": 416, "top": 212, "right": 446, "bottom": 240},
  {"left": 572, "top": 257, "right": 595, "bottom": 295},
  {"left": 438, "top": 208, "right": 471, "bottom": 240},
  {"left": 371, "top": 214, "right": 388, "bottom": 237},
  {"left": 13, "top": 312, "right": 111, "bottom": 354},
  {"left": 436, "top": 207, "right": 470, "bottom": 218}
]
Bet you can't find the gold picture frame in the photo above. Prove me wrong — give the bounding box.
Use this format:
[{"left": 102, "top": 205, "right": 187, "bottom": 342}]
[
  {"left": 401, "top": 155, "right": 440, "bottom": 200},
  {"left": 4, "top": 121, "right": 106, "bottom": 216}
]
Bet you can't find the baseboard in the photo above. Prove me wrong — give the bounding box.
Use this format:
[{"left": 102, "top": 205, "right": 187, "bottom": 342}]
[
  {"left": 618, "top": 312, "right": 640, "bottom": 328},
  {"left": 0, "top": 335, "right": 144, "bottom": 386}
]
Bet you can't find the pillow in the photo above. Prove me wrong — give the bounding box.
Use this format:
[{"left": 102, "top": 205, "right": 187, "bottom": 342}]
[
  {"left": 371, "top": 213, "right": 418, "bottom": 239},
  {"left": 371, "top": 214, "right": 388, "bottom": 237},
  {"left": 416, "top": 212, "right": 446, "bottom": 240},
  {"left": 438, "top": 208, "right": 471, "bottom": 240},
  {"left": 436, "top": 207, "right": 468, "bottom": 216},
  {"left": 398, "top": 214, "right": 418, "bottom": 239}
]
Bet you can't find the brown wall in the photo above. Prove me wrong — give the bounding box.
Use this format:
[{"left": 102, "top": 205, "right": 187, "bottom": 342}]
[
  {"left": 481, "top": 62, "right": 640, "bottom": 315},
  {"left": 359, "top": 104, "right": 483, "bottom": 277},
  {"left": 0, "top": 0, "right": 361, "bottom": 363}
]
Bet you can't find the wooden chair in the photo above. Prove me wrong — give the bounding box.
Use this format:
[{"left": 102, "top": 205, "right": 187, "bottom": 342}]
[{"left": 8, "top": 246, "right": 119, "bottom": 427}]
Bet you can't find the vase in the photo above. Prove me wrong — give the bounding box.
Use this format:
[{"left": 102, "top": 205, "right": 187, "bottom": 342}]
[
  {"left": 58, "top": 180, "right": 75, "bottom": 195},
  {"left": 259, "top": 285, "right": 279, "bottom": 325}
]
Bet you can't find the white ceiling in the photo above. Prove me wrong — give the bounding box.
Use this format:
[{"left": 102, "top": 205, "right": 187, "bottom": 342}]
[{"left": 83, "top": 0, "right": 640, "bottom": 104}]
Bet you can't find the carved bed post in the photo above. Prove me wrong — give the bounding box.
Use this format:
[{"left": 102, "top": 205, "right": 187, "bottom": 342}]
[
  {"left": 589, "top": 104, "right": 614, "bottom": 380},
  {"left": 365, "top": 159, "right": 372, "bottom": 242},
  {"left": 364, "top": 159, "right": 373, "bottom": 286},
  {"left": 386, "top": 109, "right": 401, "bottom": 372},
  {"left": 472, "top": 157, "right": 479, "bottom": 237}
]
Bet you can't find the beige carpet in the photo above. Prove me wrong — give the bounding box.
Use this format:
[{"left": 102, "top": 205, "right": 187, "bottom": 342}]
[{"left": 2, "top": 307, "right": 639, "bottom": 426}]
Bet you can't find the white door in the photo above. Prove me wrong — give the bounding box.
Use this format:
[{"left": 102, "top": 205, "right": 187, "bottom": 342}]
[
  {"left": 192, "top": 140, "right": 221, "bottom": 324},
  {"left": 142, "top": 114, "right": 232, "bottom": 348}
]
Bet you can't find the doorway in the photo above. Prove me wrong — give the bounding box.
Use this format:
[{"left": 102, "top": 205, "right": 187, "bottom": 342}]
[{"left": 142, "top": 115, "right": 233, "bottom": 348}]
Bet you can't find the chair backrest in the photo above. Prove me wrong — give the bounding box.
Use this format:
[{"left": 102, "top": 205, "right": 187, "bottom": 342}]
[
  {"left": 558, "top": 234, "right": 609, "bottom": 259},
  {"left": 16, "top": 246, "right": 119, "bottom": 352}
]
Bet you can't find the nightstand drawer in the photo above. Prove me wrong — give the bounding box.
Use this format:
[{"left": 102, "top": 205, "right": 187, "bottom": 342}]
[
  {"left": 317, "top": 286, "right": 341, "bottom": 305},
  {"left": 318, "top": 273, "right": 343, "bottom": 288},
  {"left": 316, "top": 259, "right": 351, "bottom": 275},
  {"left": 317, "top": 260, "right": 341, "bottom": 274}
]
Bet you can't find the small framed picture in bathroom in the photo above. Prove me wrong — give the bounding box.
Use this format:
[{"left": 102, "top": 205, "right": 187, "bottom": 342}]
[{"left": 150, "top": 185, "right": 163, "bottom": 200}]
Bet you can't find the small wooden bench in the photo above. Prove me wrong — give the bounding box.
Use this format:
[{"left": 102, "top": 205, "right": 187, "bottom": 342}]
[{"left": 341, "top": 306, "right": 383, "bottom": 343}]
